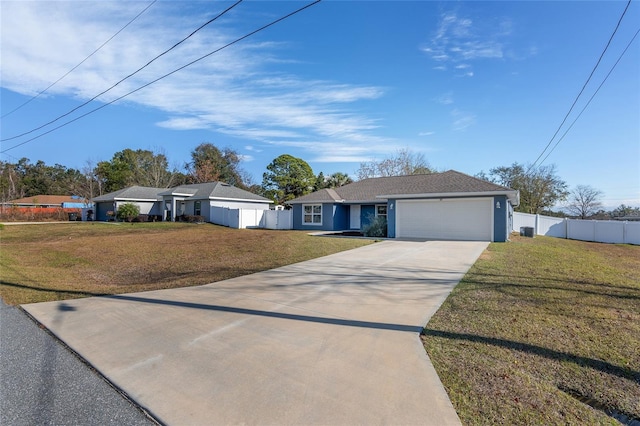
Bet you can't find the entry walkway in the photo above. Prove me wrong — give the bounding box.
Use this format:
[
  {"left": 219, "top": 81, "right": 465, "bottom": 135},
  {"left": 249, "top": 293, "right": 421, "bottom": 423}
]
[{"left": 23, "top": 240, "right": 488, "bottom": 425}]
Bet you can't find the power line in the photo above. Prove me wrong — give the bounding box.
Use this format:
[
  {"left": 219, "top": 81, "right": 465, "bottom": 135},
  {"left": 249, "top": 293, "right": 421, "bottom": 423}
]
[
  {"left": 1, "top": 0, "right": 322, "bottom": 154},
  {"left": 528, "top": 0, "right": 632, "bottom": 173},
  {"left": 538, "top": 27, "right": 640, "bottom": 166},
  {"left": 1, "top": 0, "right": 243, "bottom": 142},
  {"left": 0, "top": 0, "right": 157, "bottom": 119}
]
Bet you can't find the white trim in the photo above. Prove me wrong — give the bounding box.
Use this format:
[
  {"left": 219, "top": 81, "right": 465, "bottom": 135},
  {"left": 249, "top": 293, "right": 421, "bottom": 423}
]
[
  {"left": 114, "top": 197, "right": 159, "bottom": 202},
  {"left": 378, "top": 190, "right": 519, "bottom": 206},
  {"left": 208, "top": 196, "right": 273, "bottom": 204},
  {"left": 396, "top": 197, "right": 494, "bottom": 242},
  {"left": 302, "top": 204, "right": 323, "bottom": 226},
  {"left": 169, "top": 192, "right": 196, "bottom": 197}
]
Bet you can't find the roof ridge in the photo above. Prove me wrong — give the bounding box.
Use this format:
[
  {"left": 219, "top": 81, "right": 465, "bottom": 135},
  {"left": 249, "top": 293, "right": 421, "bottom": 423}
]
[{"left": 325, "top": 188, "right": 342, "bottom": 201}]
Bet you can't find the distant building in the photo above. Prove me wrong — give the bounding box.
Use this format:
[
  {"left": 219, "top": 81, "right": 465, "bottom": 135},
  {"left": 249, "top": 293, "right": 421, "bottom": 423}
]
[{"left": 3, "top": 195, "right": 91, "bottom": 208}]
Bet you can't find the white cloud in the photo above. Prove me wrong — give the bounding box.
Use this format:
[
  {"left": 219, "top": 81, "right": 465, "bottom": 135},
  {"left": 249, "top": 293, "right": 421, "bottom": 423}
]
[
  {"left": 0, "top": 2, "right": 388, "bottom": 160},
  {"left": 245, "top": 145, "right": 262, "bottom": 153},
  {"left": 419, "top": 131, "right": 435, "bottom": 136},
  {"left": 422, "top": 11, "right": 513, "bottom": 76},
  {"left": 451, "top": 109, "right": 476, "bottom": 131},
  {"left": 156, "top": 117, "right": 211, "bottom": 130}
]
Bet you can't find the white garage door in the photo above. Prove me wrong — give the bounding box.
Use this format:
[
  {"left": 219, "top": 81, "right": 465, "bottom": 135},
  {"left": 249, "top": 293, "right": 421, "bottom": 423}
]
[{"left": 396, "top": 198, "right": 493, "bottom": 241}]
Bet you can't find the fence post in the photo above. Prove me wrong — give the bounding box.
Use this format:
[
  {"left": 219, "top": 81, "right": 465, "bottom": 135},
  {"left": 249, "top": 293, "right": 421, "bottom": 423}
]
[
  {"left": 622, "top": 220, "right": 628, "bottom": 244},
  {"left": 535, "top": 214, "right": 540, "bottom": 236}
]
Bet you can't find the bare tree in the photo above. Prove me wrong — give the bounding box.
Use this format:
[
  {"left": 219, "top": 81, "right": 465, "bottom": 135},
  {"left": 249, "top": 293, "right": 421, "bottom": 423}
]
[
  {"left": 71, "top": 159, "right": 101, "bottom": 203},
  {"left": 356, "top": 148, "right": 433, "bottom": 180},
  {"left": 565, "top": 185, "right": 603, "bottom": 219}
]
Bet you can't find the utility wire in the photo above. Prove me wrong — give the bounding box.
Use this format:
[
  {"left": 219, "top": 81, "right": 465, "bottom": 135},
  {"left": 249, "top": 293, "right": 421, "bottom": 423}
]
[
  {"left": 1, "top": 0, "right": 243, "bottom": 142},
  {"left": 1, "top": 0, "right": 157, "bottom": 119},
  {"left": 538, "top": 27, "right": 640, "bottom": 167},
  {"left": 1, "top": 0, "right": 322, "bottom": 154},
  {"left": 527, "top": 0, "right": 632, "bottom": 173}
]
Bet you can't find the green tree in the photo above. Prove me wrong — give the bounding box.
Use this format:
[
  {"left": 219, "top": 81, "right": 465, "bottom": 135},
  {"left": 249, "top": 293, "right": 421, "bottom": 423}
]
[
  {"left": 0, "top": 158, "right": 84, "bottom": 198},
  {"left": 96, "top": 148, "right": 178, "bottom": 192},
  {"left": 116, "top": 202, "right": 140, "bottom": 222},
  {"left": 314, "top": 172, "right": 327, "bottom": 191},
  {"left": 262, "top": 154, "right": 315, "bottom": 204},
  {"left": 611, "top": 204, "right": 640, "bottom": 218},
  {"left": 187, "top": 143, "right": 246, "bottom": 187},
  {"left": 481, "top": 162, "right": 569, "bottom": 214},
  {"left": 326, "top": 172, "right": 353, "bottom": 188}
]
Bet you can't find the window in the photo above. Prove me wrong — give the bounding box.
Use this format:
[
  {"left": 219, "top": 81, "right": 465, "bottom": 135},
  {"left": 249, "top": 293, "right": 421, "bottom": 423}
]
[
  {"left": 376, "top": 205, "right": 387, "bottom": 218},
  {"left": 303, "top": 204, "right": 322, "bottom": 225},
  {"left": 194, "top": 201, "right": 201, "bottom": 216}
]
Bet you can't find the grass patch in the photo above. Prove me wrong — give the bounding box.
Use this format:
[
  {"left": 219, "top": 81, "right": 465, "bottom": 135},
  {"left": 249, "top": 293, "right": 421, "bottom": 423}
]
[
  {"left": 0, "top": 223, "right": 372, "bottom": 305},
  {"left": 422, "top": 235, "right": 640, "bottom": 425}
]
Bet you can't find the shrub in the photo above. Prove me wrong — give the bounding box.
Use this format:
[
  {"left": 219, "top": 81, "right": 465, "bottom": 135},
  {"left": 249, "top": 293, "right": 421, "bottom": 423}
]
[
  {"left": 0, "top": 207, "right": 77, "bottom": 222},
  {"left": 116, "top": 203, "right": 141, "bottom": 222},
  {"left": 362, "top": 214, "right": 387, "bottom": 238}
]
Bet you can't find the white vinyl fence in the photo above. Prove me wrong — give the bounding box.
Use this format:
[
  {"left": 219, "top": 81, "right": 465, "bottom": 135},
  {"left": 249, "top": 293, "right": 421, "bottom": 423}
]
[
  {"left": 513, "top": 212, "right": 640, "bottom": 245},
  {"left": 210, "top": 206, "right": 292, "bottom": 230},
  {"left": 262, "top": 209, "right": 293, "bottom": 230}
]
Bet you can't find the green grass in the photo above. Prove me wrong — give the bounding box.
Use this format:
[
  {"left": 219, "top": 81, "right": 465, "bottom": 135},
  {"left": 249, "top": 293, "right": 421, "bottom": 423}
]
[
  {"left": 0, "top": 222, "right": 372, "bottom": 305},
  {"left": 422, "top": 235, "right": 640, "bottom": 425}
]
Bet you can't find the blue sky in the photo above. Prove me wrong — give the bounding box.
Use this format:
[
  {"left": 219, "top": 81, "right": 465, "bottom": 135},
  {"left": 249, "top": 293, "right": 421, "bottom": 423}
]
[{"left": 1, "top": 1, "right": 638, "bottom": 209}]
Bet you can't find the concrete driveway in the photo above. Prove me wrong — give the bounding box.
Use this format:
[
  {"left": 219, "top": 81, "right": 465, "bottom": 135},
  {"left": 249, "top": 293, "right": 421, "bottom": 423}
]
[{"left": 23, "top": 240, "right": 488, "bottom": 425}]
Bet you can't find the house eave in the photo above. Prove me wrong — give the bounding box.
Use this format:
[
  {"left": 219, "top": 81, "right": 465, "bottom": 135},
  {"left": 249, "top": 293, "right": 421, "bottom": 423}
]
[
  {"left": 208, "top": 196, "right": 273, "bottom": 204},
  {"left": 113, "top": 197, "right": 159, "bottom": 202},
  {"left": 377, "top": 190, "right": 520, "bottom": 206}
]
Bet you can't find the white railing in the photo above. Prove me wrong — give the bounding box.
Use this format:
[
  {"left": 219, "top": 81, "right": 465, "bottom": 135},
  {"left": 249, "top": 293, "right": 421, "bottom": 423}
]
[{"left": 513, "top": 212, "right": 639, "bottom": 245}]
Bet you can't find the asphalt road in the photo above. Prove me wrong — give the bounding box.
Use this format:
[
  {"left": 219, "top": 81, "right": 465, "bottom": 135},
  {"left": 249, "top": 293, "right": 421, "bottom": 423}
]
[{"left": 0, "top": 300, "right": 156, "bottom": 426}]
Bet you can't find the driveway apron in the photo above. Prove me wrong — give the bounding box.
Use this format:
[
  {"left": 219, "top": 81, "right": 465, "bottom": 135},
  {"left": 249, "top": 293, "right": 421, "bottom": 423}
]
[{"left": 22, "top": 240, "right": 488, "bottom": 425}]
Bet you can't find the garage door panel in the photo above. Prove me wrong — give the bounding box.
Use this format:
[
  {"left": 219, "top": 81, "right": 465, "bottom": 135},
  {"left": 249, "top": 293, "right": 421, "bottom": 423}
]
[{"left": 396, "top": 198, "right": 492, "bottom": 241}]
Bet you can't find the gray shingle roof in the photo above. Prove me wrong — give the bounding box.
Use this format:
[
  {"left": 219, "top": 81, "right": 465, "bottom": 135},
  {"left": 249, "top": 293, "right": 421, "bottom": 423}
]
[
  {"left": 92, "top": 186, "right": 163, "bottom": 202},
  {"left": 94, "top": 183, "right": 271, "bottom": 203},
  {"left": 161, "top": 182, "right": 271, "bottom": 202},
  {"left": 288, "top": 170, "right": 516, "bottom": 204}
]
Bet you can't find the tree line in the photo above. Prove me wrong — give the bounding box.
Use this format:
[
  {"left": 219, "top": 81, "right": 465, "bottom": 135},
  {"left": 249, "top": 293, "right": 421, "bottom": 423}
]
[{"left": 1, "top": 143, "right": 635, "bottom": 219}]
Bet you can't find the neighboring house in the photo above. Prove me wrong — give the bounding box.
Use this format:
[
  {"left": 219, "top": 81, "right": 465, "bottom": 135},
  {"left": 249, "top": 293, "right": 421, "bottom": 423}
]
[
  {"left": 92, "top": 182, "right": 272, "bottom": 222},
  {"left": 287, "top": 170, "right": 519, "bottom": 242},
  {"left": 3, "top": 195, "right": 91, "bottom": 208}
]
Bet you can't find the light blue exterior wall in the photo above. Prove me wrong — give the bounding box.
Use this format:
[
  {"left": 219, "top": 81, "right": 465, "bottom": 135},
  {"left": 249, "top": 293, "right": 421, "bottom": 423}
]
[
  {"left": 493, "top": 195, "right": 509, "bottom": 242},
  {"left": 292, "top": 203, "right": 336, "bottom": 231},
  {"left": 387, "top": 200, "right": 397, "bottom": 238},
  {"left": 292, "top": 197, "right": 512, "bottom": 241},
  {"left": 333, "top": 204, "right": 349, "bottom": 230},
  {"left": 62, "top": 202, "right": 92, "bottom": 208}
]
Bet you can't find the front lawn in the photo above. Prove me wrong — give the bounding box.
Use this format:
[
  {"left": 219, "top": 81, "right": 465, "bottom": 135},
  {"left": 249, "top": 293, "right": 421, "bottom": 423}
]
[
  {"left": 422, "top": 235, "right": 640, "bottom": 425},
  {"left": 0, "top": 223, "right": 372, "bottom": 305}
]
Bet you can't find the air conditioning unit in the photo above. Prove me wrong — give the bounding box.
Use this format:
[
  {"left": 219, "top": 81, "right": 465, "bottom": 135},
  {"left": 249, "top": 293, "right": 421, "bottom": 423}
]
[{"left": 520, "top": 226, "right": 535, "bottom": 238}]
